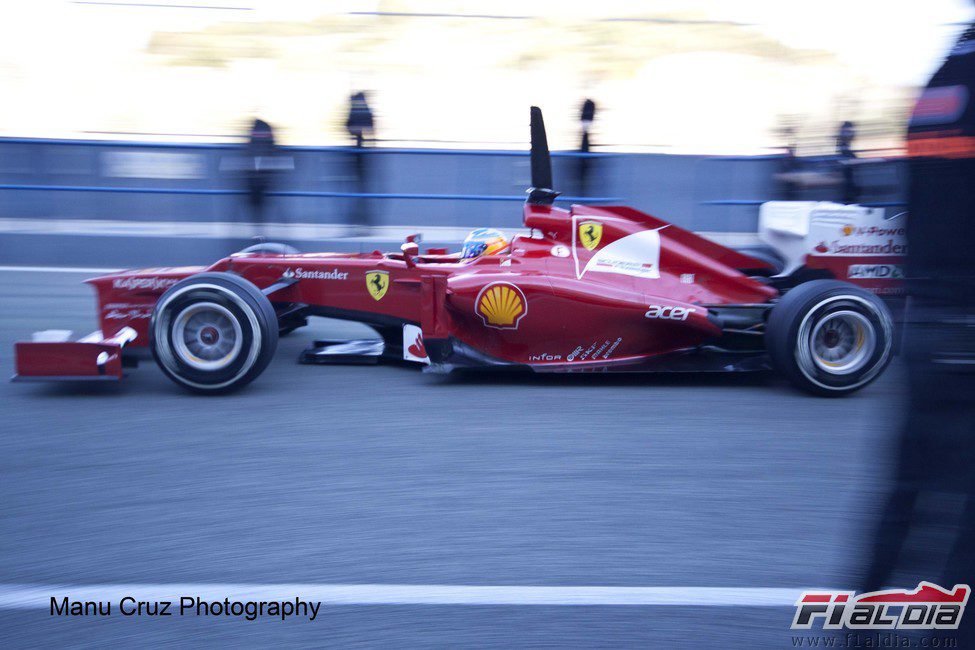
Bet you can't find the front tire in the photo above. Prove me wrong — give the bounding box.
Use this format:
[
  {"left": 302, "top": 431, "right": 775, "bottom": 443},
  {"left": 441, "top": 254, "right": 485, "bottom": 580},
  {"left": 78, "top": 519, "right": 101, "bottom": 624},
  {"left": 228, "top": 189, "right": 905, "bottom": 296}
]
[
  {"left": 150, "top": 272, "right": 278, "bottom": 393},
  {"left": 766, "top": 280, "right": 893, "bottom": 396}
]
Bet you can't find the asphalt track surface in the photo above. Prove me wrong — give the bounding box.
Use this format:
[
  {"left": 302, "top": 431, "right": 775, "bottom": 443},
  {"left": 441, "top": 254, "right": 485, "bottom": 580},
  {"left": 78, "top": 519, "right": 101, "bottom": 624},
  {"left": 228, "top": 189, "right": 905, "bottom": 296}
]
[{"left": 0, "top": 268, "right": 907, "bottom": 647}]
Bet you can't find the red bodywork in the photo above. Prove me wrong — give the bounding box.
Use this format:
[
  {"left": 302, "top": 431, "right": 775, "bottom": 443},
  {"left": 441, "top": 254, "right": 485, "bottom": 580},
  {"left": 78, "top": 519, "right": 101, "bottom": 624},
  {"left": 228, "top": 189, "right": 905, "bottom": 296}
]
[{"left": 14, "top": 203, "right": 781, "bottom": 380}]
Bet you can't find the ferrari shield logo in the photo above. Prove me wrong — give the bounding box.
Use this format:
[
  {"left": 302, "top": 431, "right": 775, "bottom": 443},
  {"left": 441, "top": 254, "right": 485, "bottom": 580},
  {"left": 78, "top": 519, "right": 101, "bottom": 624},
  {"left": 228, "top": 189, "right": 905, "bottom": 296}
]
[
  {"left": 579, "top": 221, "right": 603, "bottom": 251},
  {"left": 365, "top": 270, "right": 389, "bottom": 301}
]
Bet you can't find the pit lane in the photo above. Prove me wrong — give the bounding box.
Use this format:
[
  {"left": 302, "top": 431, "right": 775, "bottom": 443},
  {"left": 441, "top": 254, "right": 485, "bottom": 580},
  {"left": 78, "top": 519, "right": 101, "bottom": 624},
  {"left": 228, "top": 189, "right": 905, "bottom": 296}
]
[{"left": 0, "top": 267, "right": 903, "bottom": 646}]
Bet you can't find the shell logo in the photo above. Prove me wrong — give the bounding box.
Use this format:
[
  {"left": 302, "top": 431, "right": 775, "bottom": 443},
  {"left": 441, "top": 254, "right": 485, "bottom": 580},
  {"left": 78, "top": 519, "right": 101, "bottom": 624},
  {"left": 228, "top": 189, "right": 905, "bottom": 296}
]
[{"left": 475, "top": 282, "right": 527, "bottom": 330}]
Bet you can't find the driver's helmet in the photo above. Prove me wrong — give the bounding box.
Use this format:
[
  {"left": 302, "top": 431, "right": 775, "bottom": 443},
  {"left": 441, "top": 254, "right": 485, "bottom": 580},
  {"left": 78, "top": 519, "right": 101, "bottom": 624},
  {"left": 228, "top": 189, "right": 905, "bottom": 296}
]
[{"left": 462, "top": 228, "right": 510, "bottom": 259}]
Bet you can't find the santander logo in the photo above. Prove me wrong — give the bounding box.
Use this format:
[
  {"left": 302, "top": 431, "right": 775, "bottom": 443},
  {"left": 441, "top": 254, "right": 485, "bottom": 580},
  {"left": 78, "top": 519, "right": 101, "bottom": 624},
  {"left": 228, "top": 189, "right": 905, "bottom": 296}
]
[
  {"left": 402, "top": 324, "right": 430, "bottom": 364},
  {"left": 408, "top": 333, "right": 426, "bottom": 360}
]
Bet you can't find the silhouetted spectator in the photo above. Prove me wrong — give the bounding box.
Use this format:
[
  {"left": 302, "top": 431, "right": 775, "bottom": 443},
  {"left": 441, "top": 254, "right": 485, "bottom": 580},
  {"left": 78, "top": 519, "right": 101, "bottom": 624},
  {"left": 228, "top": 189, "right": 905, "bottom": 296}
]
[
  {"left": 776, "top": 126, "right": 801, "bottom": 200},
  {"left": 862, "top": 21, "right": 975, "bottom": 648},
  {"left": 577, "top": 98, "right": 597, "bottom": 197},
  {"left": 244, "top": 118, "right": 277, "bottom": 235},
  {"left": 774, "top": 123, "right": 861, "bottom": 203},
  {"left": 345, "top": 92, "right": 374, "bottom": 234},
  {"left": 835, "top": 120, "right": 859, "bottom": 203},
  {"left": 346, "top": 91, "right": 374, "bottom": 147}
]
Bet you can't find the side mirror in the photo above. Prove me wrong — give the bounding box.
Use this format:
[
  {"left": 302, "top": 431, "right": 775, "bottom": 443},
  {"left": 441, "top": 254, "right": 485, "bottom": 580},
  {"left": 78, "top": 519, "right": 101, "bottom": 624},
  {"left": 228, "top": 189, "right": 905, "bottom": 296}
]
[{"left": 401, "top": 242, "right": 419, "bottom": 267}]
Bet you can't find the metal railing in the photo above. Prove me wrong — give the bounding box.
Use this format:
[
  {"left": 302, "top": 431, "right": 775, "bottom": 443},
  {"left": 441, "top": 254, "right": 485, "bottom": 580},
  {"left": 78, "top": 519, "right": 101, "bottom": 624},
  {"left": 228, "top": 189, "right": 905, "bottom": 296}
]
[
  {"left": 0, "top": 184, "right": 620, "bottom": 203},
  {"left": 702, "top": 199, "right": 907, "bottom": 208},
  {"left": 0, "top": 136, "right": 622, "bottom": 204}
]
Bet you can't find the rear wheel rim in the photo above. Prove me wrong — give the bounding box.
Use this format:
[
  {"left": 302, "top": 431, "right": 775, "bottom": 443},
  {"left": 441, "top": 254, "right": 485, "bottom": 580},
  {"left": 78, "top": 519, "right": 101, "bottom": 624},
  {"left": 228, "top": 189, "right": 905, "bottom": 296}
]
[
  {"left": 793, "top": 294, "right": 891, "bottom": 391},
  {"left": 809, "top": 310, "right": 875, "bottom": 375},
  {"left": 171, "top": 302, "right": 243, "bottom": 371}
]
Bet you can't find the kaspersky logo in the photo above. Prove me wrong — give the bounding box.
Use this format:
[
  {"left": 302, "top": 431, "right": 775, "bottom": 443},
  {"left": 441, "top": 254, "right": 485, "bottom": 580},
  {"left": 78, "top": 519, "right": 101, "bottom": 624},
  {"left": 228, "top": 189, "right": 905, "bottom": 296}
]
[
  {"left": 792, "top": 582, "right": 969, "bottom": 630},
  {"left": 112, "top": 276, "right": 179, "bottom": 291}
]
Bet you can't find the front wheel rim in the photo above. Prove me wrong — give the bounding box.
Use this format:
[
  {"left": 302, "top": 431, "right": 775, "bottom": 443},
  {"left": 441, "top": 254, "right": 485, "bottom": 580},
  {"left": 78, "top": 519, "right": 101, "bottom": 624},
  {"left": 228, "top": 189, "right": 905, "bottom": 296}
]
[{"left": 171, "top": 302, "right": 243, "bottom": 371}]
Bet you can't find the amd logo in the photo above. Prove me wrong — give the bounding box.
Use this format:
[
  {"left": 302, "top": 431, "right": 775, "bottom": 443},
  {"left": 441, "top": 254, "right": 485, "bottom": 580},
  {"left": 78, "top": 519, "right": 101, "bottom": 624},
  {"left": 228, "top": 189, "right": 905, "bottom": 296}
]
[
  {"left": 645, "top": 305, "right": 695, "bottom": 321},
  {"left": 848, "top": 264, "right": 904, "bottom": 280}
]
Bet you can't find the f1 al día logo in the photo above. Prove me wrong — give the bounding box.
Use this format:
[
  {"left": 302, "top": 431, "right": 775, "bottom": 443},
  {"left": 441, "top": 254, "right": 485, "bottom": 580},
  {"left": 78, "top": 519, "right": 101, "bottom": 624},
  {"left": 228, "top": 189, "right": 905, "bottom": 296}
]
[{"left": 792, "top": 582, "right": 969, "bottom": 630}]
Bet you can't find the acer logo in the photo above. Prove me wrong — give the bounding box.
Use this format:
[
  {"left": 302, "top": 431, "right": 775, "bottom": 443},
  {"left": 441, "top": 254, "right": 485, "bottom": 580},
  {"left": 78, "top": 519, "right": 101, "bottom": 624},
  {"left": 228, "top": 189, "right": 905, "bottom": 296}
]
[{"left": 645, "top": 305, "right": 694, "bottom": 321}]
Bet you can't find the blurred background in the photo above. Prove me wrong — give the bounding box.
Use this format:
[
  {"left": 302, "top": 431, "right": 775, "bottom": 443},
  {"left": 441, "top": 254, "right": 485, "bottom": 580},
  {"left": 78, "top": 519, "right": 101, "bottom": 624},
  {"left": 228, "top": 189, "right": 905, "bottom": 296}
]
[
  {"left": 3, "top": 2, "right": 975, "bottom": 647},
  {"left": 2, "top": 0, "right": 972, "bottom": 151},
  {"left": 0, "top": 0, "right": 972, "bottom": 267}
]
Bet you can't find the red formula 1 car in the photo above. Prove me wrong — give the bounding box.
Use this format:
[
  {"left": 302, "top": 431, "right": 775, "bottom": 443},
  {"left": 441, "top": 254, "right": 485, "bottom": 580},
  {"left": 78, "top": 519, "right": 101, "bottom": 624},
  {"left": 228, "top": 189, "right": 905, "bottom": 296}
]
[{"left": 13, "top": 108, "right": 898, "bottom": 396}]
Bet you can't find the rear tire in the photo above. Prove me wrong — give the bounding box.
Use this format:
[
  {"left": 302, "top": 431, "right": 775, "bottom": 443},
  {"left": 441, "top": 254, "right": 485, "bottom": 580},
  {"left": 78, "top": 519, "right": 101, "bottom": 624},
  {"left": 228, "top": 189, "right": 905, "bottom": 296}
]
[
  {"left": 766, "top": 280, "right": 893, "bottom": 396},
  {"left": 150, "top": 272, "right": 278, "bottom": 393}
]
